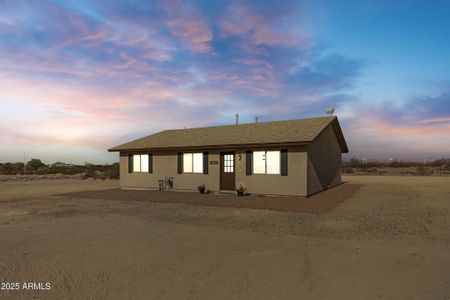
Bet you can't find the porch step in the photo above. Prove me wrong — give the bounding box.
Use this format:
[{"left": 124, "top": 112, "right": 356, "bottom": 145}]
[{"left": 218, "top": 190, "right": 237, "bottom": 195}]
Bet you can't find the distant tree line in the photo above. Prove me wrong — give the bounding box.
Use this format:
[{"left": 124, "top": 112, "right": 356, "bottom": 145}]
[
  {"left": 343, "top": 158, "right": 450, "bottom": 168},
  {"left": 342, "top": 158, "right": 450, "bottom": 176},
  {"left": 0, "top": 159, "right": 119, "bottom": 179}
]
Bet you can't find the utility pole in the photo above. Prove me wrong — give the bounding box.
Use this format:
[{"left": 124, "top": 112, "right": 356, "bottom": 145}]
[{"left": 24, "top": 152, "right": 27, "bottom": 174}]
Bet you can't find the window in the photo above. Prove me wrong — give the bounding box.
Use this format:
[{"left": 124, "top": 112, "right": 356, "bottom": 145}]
[
  {"left": 253, "top": 151, "right": 280, "bottom": 175},
  {"left": 223, "top": 154, "right": 234, "bottom": 173},
  {"left": 193, "top": 153, "right": 203, "bottom": 173},
  {"left": 141, "top": 155, "right": 149, "bottom": 172},
  {"left": 133, "top": 154, "right": 141, "bottom": 172},
  {"left": 132, "top": 154, "right": 150, "bottom": 173},
  {"left": 183, "top": 153, "right": 193, "bottom": 173},
  {"left": 253, "top": 151, "right": 266, "bottom": 174},
  {"left": 266, "top": 151, "right": 280, "bottom": 174},
  {"left": 183, "top": 153, "right": 203, "bottom": 173}
]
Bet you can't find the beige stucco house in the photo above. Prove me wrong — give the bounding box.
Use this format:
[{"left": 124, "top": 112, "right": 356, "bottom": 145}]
[{"left": 108, "top": 116, "right": 348, "bottom": 197}]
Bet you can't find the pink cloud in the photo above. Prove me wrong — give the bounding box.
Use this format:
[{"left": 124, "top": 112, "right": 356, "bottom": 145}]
[
  {"left": 165, "top": 16, "right": 213, "bottom": 53},
  {"left": 341, "top": 114, "right": 450, "bottom": 158},
  {"left": 344, "top": 110, "right": 450, "bottom": 138},
  {"left": 159, "top": 1, "right": 213, "bottom": 54},
  {"left": 0, "top": 64, "right": 235, "bottom": 153},
  {"left": 370, "top": 120, "right": 450, "bottom": 137},
  {"left": 419, "top": 117, "right": 450, "bottom": 125},
  {"left": 219, "top": 4, "right": 309, "bottom": 48}
]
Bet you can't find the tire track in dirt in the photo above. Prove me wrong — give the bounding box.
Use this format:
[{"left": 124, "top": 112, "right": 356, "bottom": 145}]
[{"left": 0, "top": 247, "right": 112, "bottom": 300}]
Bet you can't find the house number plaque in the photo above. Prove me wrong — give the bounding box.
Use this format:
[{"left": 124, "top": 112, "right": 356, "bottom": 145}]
[{"left": 210, "top": 160, "right": 219, "bottom": 165}]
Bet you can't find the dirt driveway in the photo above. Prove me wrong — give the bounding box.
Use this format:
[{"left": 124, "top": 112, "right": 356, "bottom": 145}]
[{"left": 0, "top": 176, "right": 449, "bottom": 299}]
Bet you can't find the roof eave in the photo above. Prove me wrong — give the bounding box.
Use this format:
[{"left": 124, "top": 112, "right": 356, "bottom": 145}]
[
  {"left": 108, "top": 141, "right": 312, "bottom": 153},
  {"left": 331, "top": 117, "right": 349, "bottom": 153},
  {"left": 309, "top": 117, "right": 348, "bottom": 153}
]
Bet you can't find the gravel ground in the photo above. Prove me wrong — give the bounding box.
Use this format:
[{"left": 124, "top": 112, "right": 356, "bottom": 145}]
[
  {"left": 0, "top": 176, "right": 449, "bottom": 300},
  {"left": 60, "top": 183, "right": 361, "bottom": 214}
]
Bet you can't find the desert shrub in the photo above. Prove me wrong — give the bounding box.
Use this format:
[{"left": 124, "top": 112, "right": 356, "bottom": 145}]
[
  {"left": 82, "top": 169, "right": 98, "bottom": 179},
  {"left": 13, "top": 162, "right": 25, "bottom": 173},
  {"left": 26, "top": 159, "right": 46, "bottom": 172},
  {"left": 417, "top": 166, "right": 426, "bottom": 176},
  {"left": 48, "top": 165, "right": 80, "bottom": 175},
  {"left": 0, "top": 162, "right": 25, "bottom": 174},
  {"left": 401, "top": 171, "right": 416, "bottom": 175},
  {"left": 389, "top": 161, "right": 404, "bottom": 167},
  {"left": 416, "top": 166, "right": 433, "bottom": 176},
  {"left": 343, "top": 167, "right": 355, "bottom": 173},
  {"left": 345, "top": 158, "right": 365, "bottom": 168},
  {"left": 103, "top": 163, "right": 119, "bottom": 179},
  {"left": 430, "top": 159, "right": 450, "bottom": 167},
  {"left": 0, "top": 160, "right": 115, "bottom": 178},
  {"left": 36, "top": 166, "right": 51, "bottom": 174}
]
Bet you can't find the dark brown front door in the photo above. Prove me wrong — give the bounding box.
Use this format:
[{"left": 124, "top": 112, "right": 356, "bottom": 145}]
[{"left": 220, "top": 152, "right": 235, "bottom": 190}]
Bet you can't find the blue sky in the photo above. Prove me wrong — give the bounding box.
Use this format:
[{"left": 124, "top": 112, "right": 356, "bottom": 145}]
[{"left": 0, "top": 0, "right": 449, "bottom": 163}]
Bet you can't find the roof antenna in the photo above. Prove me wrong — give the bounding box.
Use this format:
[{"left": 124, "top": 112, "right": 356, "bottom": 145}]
[
  {"left": 255, "top": 115, "right": 259, "bottom": 123},
  {"left": 326, "top": 107, "right": 335, "bottom": 116},
  {"left": 235, "top": 113, "right": 239, "bottom": 126}
]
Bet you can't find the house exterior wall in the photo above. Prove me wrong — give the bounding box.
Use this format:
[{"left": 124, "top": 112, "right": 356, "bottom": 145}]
[
  {"left": 306, "top": 125, "right": 342, "bottom": 196},
  {"left": 119, "top": 146, "right": 309, "bottom": 196},
  {"left": 236, "top": 147, "right": 308, "bottom": 196},
  {"left": 119, "top": 151, "right": 221, "bottom": 191}
]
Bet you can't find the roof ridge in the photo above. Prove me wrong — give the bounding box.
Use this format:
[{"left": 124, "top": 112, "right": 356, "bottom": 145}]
[{"left": 167, "top": 116, "right": 336, "bottom": 131}]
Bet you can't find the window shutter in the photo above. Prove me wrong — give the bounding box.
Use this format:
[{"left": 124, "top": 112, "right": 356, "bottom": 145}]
[
  {"left": 148, "top": 153, "right": 153, "bottom": 173},
  {"left": 246, "top": 150, "right": 253, "bottom": 176},
  {"left": 128, "top": 154, "right": 133, "bottom": 173},
  {"left": 177, "top": 152, "right": 183, "bottom": 174},
  {"left": 203, "top": 152, "right": 208, "bottom": 174},
  {"left": 281, "top": 149, "right": 288, "bottom": 176}
]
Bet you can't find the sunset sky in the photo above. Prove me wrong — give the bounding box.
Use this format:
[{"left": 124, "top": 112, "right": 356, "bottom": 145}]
[{"left": 1, "top": 0, "right": 449, "bottom": 164}]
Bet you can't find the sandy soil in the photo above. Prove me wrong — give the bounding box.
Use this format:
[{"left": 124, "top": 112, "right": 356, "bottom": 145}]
[{"left": 0, "top": 176, "right": 449, "bottom": 299}]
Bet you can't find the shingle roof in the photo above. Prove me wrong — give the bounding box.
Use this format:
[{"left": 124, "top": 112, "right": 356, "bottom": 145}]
[{"left": 108, "top": 116, "right": 348, "bottom": 153}]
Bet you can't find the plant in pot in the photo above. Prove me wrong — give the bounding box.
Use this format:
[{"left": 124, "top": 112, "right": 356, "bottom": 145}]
[
  {"left": 236, "top": 184, "right": 247, "bottom": 196},
  {"left": 197, "top": 184, "right": 206, "bottom": 194}
]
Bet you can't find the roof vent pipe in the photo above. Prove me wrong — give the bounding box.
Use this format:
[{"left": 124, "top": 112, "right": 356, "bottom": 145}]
[{"left": 235, "top": 113, "right": 239, "bottom": 126}]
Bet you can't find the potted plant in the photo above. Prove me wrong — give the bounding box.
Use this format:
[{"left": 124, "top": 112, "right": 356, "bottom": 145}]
[
  {"left": 197, "top": 184, "right": 206, "bottom": 194},
  {"left": 236, "top": 184, "right": 247, "bottom": 196}
]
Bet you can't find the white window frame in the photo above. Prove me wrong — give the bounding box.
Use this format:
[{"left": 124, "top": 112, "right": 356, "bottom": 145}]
[
  {"left": 133, "top": 154, "right": 150, "bottom": 173},
  {"left": 253, "top": 151, "right": 281, "bottom": 175},
  {"left": 183, "top": 152, "right": 203, "bottom": 174}
]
